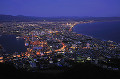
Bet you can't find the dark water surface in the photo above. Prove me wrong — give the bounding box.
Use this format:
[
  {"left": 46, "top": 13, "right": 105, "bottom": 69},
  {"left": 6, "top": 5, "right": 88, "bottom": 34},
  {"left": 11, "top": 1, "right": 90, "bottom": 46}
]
[
  {"left": 0, "top": 35, "right": 26, "bottom": 54},
  {"left": 73, "top": 21, "right": 120, "bottom": 43}
]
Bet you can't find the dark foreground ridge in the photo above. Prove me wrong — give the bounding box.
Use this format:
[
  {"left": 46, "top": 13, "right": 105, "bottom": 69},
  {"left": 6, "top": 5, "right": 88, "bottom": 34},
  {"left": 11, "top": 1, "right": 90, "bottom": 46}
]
[{"left": 0, "top": 63, "right": 120, "bottom": 79}]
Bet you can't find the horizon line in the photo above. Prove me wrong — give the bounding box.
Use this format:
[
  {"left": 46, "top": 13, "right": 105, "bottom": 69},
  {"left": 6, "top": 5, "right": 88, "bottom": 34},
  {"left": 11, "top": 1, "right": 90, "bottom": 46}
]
[{"left": 0, "top": 14, "right": 120, "bottom": 18}]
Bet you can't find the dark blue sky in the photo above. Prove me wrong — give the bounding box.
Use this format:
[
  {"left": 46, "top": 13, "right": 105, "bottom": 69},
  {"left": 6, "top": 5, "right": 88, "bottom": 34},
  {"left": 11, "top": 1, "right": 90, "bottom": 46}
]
[{"left": 0, "top": 0, "right": 120, "bottom": 17}]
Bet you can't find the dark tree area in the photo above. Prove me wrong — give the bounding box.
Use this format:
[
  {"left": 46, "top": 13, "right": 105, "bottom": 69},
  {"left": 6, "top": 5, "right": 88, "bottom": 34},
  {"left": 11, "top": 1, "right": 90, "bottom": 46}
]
[{"left": 0, "top": 63, "right": 120, "bottom": 79}]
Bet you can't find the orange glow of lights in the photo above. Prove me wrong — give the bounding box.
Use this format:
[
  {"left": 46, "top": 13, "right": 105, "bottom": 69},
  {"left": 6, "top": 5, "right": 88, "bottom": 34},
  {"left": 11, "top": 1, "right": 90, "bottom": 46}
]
[
  {"left": 0, "top": 60, "right": 3, "bottom": 63},
  {"left": 36, "top": 52, "right": 40, "bottom": 55},
  {"left": 45, "top": 50, "right": 52, "bottom": 53},
  {"left": 55, "top": 43, "right": 66, "bottom": 52},
  {"left": 34, "top": 35, "right": 38, "bottom": 37},
  {"left": 22, "top": 54, "right": 24, "bottom": 56},
  {"left": 82, "top": 47, "right": 90, "bottom": 49},
  {"left": 25, "top": 52, "right": 30, "bottom": 56},
  {"left": 0, "top": 57, "right": 3, "bottom": 59},
  {"left": 17, "top": 55, "right": 21, "bottom": 57},
  {"left": 13, "top": 55, "right": 16, "bottom": 57},
  {"left": 30, "top": 49, "right": 32, "bottom": 52},
  {"left": 28, "top": 54, "right": 30, "bottom": 57}
]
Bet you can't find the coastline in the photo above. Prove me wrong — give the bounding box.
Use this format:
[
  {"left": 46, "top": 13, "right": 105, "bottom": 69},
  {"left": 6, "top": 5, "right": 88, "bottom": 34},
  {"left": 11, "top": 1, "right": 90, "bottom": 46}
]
[
  {"left": 72, "top": 21, "right": 120, "bottom": 43},
  {"left": 71, "top": 20, "right": 120, "bottom": 32},
  {"left": 0, "top": 35, "right": 27, "bottom": 54}
]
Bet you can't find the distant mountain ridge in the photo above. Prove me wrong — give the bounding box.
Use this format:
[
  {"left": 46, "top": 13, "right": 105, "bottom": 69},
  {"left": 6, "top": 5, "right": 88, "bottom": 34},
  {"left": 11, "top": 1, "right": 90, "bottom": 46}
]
[
  {"left": 0, "top": 14, "right": 41, "bottom": 22},
  {"left": 0, "top": 14, "right": 120, "bottom": 22}
]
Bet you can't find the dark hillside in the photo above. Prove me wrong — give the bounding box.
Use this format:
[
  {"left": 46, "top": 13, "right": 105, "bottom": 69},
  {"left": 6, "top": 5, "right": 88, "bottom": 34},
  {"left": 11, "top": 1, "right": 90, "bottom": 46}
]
[{"left": 0, "top": 63, "right": 120, "bottom": 79}]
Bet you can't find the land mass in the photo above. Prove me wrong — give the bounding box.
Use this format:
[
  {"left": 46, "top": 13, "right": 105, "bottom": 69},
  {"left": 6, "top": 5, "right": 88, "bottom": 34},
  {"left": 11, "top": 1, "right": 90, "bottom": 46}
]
[
  {"left": 0, "top": 14, "right": 120, "bottom": 79},
  {"left": 0, "top": 14, "right": 120, "bottom": 22}
]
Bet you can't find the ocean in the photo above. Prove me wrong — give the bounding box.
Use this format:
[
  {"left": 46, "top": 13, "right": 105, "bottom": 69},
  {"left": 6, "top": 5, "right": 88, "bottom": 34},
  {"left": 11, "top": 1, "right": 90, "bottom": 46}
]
[
  {"left": 0, "top": 35, "right": 26, "bottom": 54},
  {"left": 73, "top": 21, "right": 120, "bottom": 43}
]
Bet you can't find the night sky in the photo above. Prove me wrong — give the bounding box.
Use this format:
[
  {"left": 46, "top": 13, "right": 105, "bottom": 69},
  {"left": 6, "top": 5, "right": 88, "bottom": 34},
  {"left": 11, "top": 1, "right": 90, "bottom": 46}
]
[{"left": 0, "top": 0, "right": 120, "bottom": 17}]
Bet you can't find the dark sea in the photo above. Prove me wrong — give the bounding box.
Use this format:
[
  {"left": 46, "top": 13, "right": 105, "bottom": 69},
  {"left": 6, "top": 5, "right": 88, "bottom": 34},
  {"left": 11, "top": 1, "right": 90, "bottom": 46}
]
[
  {"left": 0, "top": 35, "right": 26, "bottom": 54},
  {"left": 73, "top": 21, "right": 120, "bottom": 43}
]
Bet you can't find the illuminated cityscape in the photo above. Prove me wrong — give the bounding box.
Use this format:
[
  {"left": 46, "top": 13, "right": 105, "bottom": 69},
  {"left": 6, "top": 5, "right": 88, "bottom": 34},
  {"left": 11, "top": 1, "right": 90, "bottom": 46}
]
[
  {"left": 1, "top": 0, "right": 120, "bottom": 78},
  {"left": 0, "top": 20, "right": 120, "bottom": 72}
]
